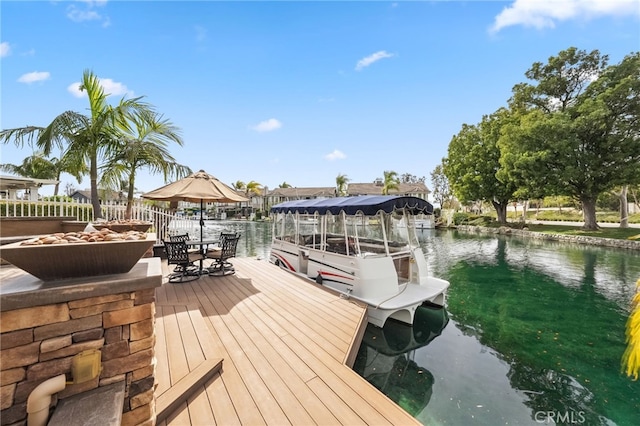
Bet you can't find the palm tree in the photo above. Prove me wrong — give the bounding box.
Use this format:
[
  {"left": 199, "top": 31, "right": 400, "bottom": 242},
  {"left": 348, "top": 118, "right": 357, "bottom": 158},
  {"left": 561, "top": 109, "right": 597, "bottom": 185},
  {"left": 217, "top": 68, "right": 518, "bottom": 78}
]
[
  {"left": 101, "top": 111, "right": 192, "bottom": 219},
  {"left": 245, "top": 180, "right": 263, "bottom": 197},
  {"left": 1, "top": 151, "right": 57, "bottom": 180},
  {"left": 279, "top": 181, "right": 292, "bottom": 188},
  {"left": 0, "top": 69, "right": 149, "bottom": 219},
  {"left": 230, "top": 181, "right": 247, "bottom": 217},
  {"left": 382, "top": 170, "right": 400, "bottom": 195},
  {"left": 336, "top": 173, "right": 349, "bottom": 196},
  {"left": 48, "top": 150, "right": 87, "bottom": 196},
  {"left": 0, "top": 150, "right": 85, "bottom": 196},
  {"left": 245, "top": 181, "right": 263, "bottom": 217}
]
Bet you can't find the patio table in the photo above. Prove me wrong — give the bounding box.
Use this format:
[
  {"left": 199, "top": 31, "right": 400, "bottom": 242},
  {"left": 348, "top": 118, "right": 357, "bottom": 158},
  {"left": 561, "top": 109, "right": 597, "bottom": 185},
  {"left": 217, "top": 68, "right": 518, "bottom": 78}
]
[{"left": 186, "top": 239, "right": 219, "bottom": 274}]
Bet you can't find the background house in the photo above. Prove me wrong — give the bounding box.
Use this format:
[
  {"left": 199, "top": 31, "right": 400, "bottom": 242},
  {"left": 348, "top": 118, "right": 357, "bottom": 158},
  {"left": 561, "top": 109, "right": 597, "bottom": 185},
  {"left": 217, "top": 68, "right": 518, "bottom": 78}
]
[{"left": 70, "top": 189, "right": 127, "bottom": 204}]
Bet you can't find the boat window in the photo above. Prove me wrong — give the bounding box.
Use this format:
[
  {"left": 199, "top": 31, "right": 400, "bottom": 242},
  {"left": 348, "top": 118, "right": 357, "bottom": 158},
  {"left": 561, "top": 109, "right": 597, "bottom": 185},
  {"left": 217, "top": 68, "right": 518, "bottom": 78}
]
[
  {"left": 345, "top": 212, "right": 387, "bottom": 255},
  {"left": 345, "top": 214, "right": 364, "bottom": 256},
  {"left": 298, "top": 214, "right": 319, "bottom": 247},
  {"left": 387, "top": 212, "right": 411, "bottom": 253},
  {"left": 325, "top": 212, "right": 348, "bottom": 255},
  {"left": 406, "top": 215, "right": 420, "bottom": 248},
  {"left": 325, "top": 212, "right": 344, "bottom": 239},
  {"left": 275, "top": 212, "right": 297, "bottom": 243},
  {"left": 273, "top": 213, "right": 284, "bottom": 240}
]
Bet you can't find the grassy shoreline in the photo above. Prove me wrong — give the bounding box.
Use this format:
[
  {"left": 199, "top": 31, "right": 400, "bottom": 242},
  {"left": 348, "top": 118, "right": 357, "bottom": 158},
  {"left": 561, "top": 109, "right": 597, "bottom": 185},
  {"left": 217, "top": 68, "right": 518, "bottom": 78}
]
[{"left": 464, "top": 221, "right": 640, "bottom": 241}]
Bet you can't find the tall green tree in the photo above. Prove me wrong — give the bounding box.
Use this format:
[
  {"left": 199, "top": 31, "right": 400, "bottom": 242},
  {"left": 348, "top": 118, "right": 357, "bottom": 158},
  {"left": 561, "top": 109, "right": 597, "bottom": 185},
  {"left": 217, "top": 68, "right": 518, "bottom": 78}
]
[
  {"left": 278, "top": 181, "right": 292, "bottom": 188},
  {"left": 381, "top": 170, "right": 400, "bottom": 195},
  {"left": 445, "top": 109, "right": 518, "bottom": 224},
  {"left": 0, "top": 69, "right": 149, "bottom": 218},
  {"left": 336, "top": 173, "right": 349, "bottom": 196},
  {"left": 400, "top": 173, "right": 426, "bottom": 184},
  {"left": 430, "top": 162, "right": 452, "bottom": 209},
  {"left": 499, "top": 48, "right": 640, "bottom": 230},
  {"left": 101, "top": 111, "right": 191, "bottom": 219}
]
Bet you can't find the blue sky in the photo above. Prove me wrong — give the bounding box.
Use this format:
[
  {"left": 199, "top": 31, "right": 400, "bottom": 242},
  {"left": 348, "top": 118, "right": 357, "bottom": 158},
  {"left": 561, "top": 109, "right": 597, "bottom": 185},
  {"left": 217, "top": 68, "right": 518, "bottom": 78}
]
[{"left": 1, "top": 0, "right": 639, "bottom": 197}]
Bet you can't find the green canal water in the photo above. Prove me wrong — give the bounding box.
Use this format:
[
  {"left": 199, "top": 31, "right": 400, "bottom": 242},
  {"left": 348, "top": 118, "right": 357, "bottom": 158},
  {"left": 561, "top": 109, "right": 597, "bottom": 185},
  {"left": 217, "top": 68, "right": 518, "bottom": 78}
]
[
  {"left": 178, "top": 221, "right": 640, "bottom": 425},
  {"left": 356, "top": 230, "right": 640, "bottom": 426}
]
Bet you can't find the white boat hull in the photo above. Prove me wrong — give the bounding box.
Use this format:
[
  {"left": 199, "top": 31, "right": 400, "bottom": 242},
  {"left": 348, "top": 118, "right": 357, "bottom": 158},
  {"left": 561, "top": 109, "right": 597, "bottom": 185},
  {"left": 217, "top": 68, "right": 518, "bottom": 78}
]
[{"left": 270, "top": 241, "right": 448, "bottom": 328}]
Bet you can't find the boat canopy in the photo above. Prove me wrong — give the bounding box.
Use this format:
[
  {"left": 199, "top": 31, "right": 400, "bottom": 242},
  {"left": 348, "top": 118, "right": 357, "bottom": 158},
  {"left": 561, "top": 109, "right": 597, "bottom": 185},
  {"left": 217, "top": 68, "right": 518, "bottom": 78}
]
[{"left": 270, "top": 195, "right": 434, "bottom": 216}]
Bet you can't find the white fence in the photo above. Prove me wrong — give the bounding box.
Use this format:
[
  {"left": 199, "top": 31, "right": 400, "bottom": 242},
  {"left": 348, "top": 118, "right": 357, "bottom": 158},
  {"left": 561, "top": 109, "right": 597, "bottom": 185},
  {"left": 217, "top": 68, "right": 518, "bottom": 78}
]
[{"left": 0, "top": 199, "right": 188, "bottom": 244}]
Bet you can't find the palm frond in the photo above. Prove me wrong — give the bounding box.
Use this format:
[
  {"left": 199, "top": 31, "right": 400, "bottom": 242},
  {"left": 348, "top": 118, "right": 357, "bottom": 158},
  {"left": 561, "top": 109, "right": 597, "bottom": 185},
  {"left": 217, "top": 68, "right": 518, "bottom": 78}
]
[
  {"left": 623, "top": 279, "right": 640, "bottom": 380},
  {"left": 0, "top": 126, "right": 45, "bottom": 148}
]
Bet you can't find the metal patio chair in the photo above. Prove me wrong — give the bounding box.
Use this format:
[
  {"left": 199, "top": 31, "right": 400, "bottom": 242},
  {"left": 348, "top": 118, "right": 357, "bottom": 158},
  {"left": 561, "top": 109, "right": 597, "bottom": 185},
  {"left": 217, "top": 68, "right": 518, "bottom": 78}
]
[
  {"left": 206, "top": 232, "right": 241, "bottom": 276},
  {"left": 169, "top": 233, "right": 200, "bottom": 254},
  {"left": 163, "top": 239, "right": 203, "bottom": 283}
]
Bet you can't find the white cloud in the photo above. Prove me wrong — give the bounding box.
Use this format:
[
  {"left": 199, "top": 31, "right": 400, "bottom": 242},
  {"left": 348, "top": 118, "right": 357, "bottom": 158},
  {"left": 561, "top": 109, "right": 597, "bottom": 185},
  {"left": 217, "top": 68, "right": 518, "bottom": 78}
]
[
  {"left": 355, "top": 50, "right": 395, "bottom": 71},
  {"left": 66, "top": 0, "right": 109, "bottom": 25},
  {"left": 17, "top": 71, "right": 50, "bottom": 84},
  {"left": 0, "top": 42, "right": 10, "bottom": 57},
  {"left": 67, "top": 77, "right": 133, "bottom": 98},
  {"left": 67, "top": 6, "right": 101, "bottom": 22},
  {"left": 68, "top": 83, "right": 85, "bottom": 98},
  {"left": 490, "top": 0, "right": 640, "bottom": 33},
  {"left": 99, "top": 78, "right": 131, "bottom": 96},
  {"left": 324, "top": 149, "right": 346, "bottom": 161},
  {"left": 251, "top": 118, "right": 282, "bottom": 132}
]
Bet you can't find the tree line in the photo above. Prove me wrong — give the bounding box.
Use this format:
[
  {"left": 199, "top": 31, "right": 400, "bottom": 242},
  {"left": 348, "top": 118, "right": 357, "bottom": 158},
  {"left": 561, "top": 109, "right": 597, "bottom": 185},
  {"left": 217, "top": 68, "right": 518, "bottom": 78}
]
[{"left": 432, "top": 47, "right": 640, "bottom": 230}]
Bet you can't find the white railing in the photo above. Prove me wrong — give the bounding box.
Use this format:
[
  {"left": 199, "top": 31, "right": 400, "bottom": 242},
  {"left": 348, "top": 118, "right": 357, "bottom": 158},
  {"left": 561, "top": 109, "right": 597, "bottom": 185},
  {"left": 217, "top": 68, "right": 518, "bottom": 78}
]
[{"left": 0, "top": 199, "right": 186, "bottom": 245}]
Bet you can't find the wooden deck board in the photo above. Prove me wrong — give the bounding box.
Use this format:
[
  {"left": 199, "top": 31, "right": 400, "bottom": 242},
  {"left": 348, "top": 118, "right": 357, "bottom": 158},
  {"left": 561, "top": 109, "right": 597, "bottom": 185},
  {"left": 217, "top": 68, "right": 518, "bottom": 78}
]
[
  {"left": 154, "top": 257, "right": 421, "bottom": 425},
  {"left": 235, "top": 259, "right": 364, "bottom": 331},
  {"left": 221, "top": 272, "right": 350, "bottom": 362},
  {"left": 154, "top": 304, "right": 171, "bottom": 396},
  {"left": 154, "top": 302, "right": 224, "bottom": 424},
  {"left": 210, "top": 275, "right": 341, "bottom": 424}
]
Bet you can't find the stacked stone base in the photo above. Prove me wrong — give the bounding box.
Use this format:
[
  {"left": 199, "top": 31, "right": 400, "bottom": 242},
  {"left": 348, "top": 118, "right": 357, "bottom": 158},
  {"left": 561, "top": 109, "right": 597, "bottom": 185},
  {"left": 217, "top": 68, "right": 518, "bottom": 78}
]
[{"left": 0, "top": 259, "right": 161, "bottom": 426}]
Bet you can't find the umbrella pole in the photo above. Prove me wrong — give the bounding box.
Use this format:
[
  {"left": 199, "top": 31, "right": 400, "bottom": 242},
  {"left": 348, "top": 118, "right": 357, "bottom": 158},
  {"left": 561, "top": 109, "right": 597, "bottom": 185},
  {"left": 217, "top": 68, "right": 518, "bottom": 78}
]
[{"left": 200, "top": 200, "right": 205, "bottom": 243}]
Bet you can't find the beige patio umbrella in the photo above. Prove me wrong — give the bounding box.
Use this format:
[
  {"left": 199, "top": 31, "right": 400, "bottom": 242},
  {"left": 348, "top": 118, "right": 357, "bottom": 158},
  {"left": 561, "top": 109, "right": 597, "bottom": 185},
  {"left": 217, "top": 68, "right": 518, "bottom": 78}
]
[{"left": 142, "top": 169, "right": 249, "bottom": 241}]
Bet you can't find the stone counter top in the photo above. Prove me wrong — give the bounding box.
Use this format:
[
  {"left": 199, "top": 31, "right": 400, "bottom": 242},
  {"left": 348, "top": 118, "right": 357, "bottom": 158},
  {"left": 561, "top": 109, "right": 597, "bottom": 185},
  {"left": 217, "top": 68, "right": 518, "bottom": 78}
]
[{"left": 0, "top": 258, "right": 162, "bottom": 311}]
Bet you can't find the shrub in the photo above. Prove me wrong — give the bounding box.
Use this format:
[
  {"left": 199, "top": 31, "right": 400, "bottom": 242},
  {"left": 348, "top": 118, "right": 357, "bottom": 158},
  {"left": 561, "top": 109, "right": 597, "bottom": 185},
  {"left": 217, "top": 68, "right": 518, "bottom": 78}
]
[{"left": 452, "top": 212, "right": 470, "bottom": 225}]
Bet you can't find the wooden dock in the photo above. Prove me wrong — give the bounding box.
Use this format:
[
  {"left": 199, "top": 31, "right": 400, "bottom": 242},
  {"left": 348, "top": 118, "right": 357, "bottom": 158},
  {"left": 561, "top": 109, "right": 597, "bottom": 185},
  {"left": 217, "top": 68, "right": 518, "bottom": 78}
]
[{"left": 155, "top": 257, "right": 421, "bottom": 425}]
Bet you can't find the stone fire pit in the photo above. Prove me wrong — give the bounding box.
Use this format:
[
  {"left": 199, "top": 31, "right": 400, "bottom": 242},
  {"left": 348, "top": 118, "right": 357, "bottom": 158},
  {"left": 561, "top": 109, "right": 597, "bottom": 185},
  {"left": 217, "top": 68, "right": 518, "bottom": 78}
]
[{"left": 0, "top": 232, "right": 156, "bottom": 281}]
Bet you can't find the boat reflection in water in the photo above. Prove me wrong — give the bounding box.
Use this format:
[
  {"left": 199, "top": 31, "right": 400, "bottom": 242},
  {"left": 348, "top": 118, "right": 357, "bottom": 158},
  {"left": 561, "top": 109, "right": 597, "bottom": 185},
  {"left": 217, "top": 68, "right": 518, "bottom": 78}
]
[{"left": 352, "top": 304, "right": 449, "bottom": 416}]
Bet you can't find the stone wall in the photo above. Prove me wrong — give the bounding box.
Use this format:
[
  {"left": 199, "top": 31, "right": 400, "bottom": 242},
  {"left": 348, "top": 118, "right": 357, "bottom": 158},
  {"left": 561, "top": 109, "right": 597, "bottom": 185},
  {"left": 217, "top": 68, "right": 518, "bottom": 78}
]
[
  {"left": 0, "top": 259, "right": 161, "bottom": 426},
  {"left": 456, "top": 225, "right": 640, "bottom": 250}
]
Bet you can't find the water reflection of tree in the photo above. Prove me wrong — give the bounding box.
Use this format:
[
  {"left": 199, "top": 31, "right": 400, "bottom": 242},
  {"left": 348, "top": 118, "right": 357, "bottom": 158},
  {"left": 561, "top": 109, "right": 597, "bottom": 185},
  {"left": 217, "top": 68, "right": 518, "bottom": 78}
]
[
  {"left": 445, "top": 245, "right": 639, "bottom": 425},
  {"left": 353, "top": 307, "right": 448, "bottom": 417},
  {"left": 354, "top": 349, "right": 435, "bottom": 417},
  {"left": 430, "top": 231, "right": 640, "bottom": 307},
  {"left": 508, "top": 365, "right": 603, "bottom": 425}
]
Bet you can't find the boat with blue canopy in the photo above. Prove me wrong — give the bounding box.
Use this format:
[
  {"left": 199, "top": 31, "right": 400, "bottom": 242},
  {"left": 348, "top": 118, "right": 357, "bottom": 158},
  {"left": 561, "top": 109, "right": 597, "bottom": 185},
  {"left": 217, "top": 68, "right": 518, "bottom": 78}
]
[{"left": 269, "top": 195, "right": 450, "bottom": 327}]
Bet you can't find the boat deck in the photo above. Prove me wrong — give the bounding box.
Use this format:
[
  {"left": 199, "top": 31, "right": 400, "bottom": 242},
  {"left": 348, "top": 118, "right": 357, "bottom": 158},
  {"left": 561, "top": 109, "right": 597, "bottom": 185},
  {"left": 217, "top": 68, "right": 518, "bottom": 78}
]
[{"left": 155, "top": 257, "right": 420, "bottom": 425}]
